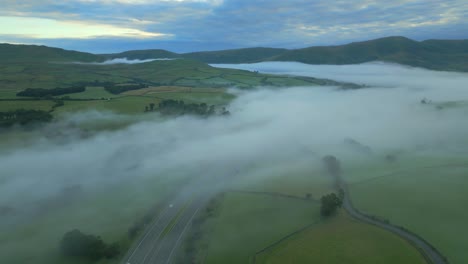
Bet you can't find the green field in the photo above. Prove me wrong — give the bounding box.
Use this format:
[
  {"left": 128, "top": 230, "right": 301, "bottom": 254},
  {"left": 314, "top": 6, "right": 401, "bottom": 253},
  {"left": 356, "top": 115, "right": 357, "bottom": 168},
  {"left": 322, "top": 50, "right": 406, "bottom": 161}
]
[
  {"left": 232, "top": 158, "right": 334, "bottom": 199},
  {"left": 349, "top": 163, "right": 468, "bottom": 264},
  {"left": 198, "top": 192, "right": 320, "bottom": 264},
  {"left": 0, "top": 100, "right": 55, "bottom": 112},
  {"left": 256, "top": 210, "right": 427, "bottom": 264}
]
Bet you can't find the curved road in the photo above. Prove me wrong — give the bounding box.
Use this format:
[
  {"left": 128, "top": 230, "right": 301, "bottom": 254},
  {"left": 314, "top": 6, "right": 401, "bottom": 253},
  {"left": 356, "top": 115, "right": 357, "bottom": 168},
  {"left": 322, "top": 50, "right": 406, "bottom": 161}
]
[{"left": 325, "top": 158, "right": 449, "bottom": 264}]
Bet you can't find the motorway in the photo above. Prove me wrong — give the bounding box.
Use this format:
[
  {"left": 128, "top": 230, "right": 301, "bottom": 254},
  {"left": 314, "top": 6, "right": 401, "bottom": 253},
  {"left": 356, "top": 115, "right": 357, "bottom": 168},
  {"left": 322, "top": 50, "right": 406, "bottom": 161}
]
[
  {"left": 122, "top": 186, "right": 209, "bottom": 264},
  {"left": 121, "top": 168, "right": 237, "bottom": 264}
]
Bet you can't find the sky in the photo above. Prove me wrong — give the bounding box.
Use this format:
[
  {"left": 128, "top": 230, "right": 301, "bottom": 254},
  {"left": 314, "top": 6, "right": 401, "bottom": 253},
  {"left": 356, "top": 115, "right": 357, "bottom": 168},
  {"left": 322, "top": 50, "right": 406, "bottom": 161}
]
[{"left": 0, "top": 0, "right": 467, "bottom": 53}]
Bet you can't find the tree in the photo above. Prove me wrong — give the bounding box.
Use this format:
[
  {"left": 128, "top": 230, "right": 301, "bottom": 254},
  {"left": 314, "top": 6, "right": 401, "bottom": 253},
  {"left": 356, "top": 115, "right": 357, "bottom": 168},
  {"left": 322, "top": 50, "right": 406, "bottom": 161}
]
[
  {"left": 60, "top": 229, "right": 119, "bottom": 261},
  {"left": 149, "top": 103, "right": 155, "bottom": 111},
  {"left": 320, "top": 193, "right": 342, "bottom": 217}
]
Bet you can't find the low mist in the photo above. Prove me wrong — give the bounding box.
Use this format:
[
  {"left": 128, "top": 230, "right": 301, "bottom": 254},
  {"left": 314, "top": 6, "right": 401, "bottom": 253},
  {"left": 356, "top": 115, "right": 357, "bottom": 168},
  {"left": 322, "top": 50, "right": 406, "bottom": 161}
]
[
  {"left": 1, "top": 62, "right": 468, "bottom": 228},
  {"left": 74, "top": 57, "right": 175, "bottom": 65}
]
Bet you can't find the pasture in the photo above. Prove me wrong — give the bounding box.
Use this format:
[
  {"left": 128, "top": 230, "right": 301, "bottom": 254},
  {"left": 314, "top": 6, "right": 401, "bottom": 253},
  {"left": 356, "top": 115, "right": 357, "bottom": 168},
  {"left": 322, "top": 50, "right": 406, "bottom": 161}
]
[
  {"left": 256, "top": 210, "right": 427, "bottom": 264},
  {"left": 349, "top": 163, "right": 468, "bottom": 264}
]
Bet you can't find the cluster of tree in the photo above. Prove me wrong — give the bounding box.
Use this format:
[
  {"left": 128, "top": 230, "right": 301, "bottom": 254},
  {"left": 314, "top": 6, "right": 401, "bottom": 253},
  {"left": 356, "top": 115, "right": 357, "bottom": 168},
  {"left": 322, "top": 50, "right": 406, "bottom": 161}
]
[
  {"left": 60, "top": 229, "right": 119, "bottom": 261},
  {"left": 320, "top": 192, "right": 343, "bottom": 217},
  {"left": 144, "top": 103, "right": 156, "bottom": 112},
  {"left": 16, "top": 86, "right": 85, "bottom": 98},
  {"left": 103, "top": 83, "right": 148, "bottom": 94},
  {"left": 0, "top": 109, "right": 52, "bottom": 127},
  {"left": 155, "top": 99, "right": 230, "bottom": 116}
]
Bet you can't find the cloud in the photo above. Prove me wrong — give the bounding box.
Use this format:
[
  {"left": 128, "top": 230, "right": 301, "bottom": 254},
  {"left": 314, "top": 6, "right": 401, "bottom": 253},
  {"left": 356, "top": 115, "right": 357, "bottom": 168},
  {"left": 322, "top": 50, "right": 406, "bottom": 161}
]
[
  {"left": 0, "top": 16, "right": 171, "bottom": 39},
  {"left": 0, "top": 0, "right": 467, "bottom": 52}
]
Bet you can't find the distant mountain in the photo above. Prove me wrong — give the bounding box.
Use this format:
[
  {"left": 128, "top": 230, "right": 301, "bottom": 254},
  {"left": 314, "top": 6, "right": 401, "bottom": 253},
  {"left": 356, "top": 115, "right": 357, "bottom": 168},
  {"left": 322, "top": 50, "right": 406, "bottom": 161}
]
[
  {"left": 0, "top": 43, "right": 102, "bottom": 62},
  {"left": 2, "top": 36, "right": 467, "bottom": 72},
  {"left": 103, "top": 49, "right": 179, "bottom": 60},
  {"left": 177, "top": 36, "right": 468, "bottom": 72},
  {"left": 269, "top": 37, "right": 468, "bottom": 72}
]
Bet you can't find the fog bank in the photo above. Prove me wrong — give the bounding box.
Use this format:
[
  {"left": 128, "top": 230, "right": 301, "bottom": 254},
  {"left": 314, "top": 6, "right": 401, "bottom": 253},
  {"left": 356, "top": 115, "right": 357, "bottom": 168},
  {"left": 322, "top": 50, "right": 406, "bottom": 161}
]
[
  {"left": 74, "top": 57, "right": 175, "bottom": 65},
  {"left": 1, "top": 62, "right": 468, "bottom": 224}
]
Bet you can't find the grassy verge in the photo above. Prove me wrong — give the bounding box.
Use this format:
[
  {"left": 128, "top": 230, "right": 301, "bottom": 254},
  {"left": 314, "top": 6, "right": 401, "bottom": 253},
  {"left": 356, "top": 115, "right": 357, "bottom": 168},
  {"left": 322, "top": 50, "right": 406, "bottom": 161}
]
[{"left": 161, "top": 201, "right": 192, "bottom": 238}]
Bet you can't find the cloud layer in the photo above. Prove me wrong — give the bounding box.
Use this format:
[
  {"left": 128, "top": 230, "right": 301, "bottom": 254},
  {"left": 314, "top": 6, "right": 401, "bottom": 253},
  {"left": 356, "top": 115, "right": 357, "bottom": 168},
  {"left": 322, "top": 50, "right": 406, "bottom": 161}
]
[{"left": 0, "top": 0, "right": 466, "bottom": 52}]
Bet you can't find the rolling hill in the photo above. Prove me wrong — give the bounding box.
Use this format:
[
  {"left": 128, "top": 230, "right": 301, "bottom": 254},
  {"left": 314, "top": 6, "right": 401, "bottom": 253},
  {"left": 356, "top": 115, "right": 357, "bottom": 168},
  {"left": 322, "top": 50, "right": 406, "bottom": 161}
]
[
  {"left": 0, "top": 43, "right": 102, "bottom": 63},
  {"left": 269, "top": 37, "right": 468, "bottom": 72},
  {"left": 1, "top": 44, "right": 352, "bottom": 92},
  {"left": 99, "top": 37, "right": 467, "bottom": 72}
]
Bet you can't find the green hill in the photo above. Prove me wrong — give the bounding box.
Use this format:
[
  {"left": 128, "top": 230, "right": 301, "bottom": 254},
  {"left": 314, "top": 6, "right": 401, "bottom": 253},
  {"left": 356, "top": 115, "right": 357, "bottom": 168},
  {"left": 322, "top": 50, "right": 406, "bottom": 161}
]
[
  {"left": 270, "top": 37, "right": 468, "bottom": 71},
  {"left": 0, "top": 45, "right": 347, "bottom": 92},
  {"left": 175, "top": 37, "right": 468, "bottom": 72},
  {"left": 0, "top": 43, "right": 102, "bottom": 63}
]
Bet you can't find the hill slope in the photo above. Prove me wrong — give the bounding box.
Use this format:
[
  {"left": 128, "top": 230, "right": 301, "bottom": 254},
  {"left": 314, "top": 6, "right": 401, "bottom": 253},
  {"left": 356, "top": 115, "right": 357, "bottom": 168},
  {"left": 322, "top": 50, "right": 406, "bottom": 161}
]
[
  {"left": 0, "top": 43, "right": 102, "bottom": 63},
  {"left": 1, "top": 45, "right": 352, "bottom": 91},
  {"left": 270, "top": 37, "right": 468, "bottom": 71},
  {"left": 176, "top": 37, "right": 468, "bottom": 72}
]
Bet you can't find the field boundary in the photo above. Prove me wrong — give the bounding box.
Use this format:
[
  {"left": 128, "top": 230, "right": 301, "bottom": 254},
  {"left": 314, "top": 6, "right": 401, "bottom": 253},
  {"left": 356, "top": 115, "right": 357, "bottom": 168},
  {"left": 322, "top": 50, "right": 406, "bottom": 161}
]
[
  {"left": 251, "top": 220, "right": 321, "bottom": 264},
  {"left": 227, "top": 189, "right": 319, "bottom": 202}
]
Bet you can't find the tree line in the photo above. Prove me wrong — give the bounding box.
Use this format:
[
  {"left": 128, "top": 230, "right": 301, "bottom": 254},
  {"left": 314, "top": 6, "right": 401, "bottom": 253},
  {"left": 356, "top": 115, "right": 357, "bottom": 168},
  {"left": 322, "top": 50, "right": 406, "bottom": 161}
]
[
  {"left": 0, "top": 109, "right": 52, "bottom": 127},
  {"left": 16, "top": 81, "right": 150, "bottom": 98},
  {"left": 60, "top": 229, "right": 119, "bottom": 261},
  {"left": 149, "top": 99, "right": 230, "bottom": 116},
  {"left": 17, "top": 86, "right": 85, "bottom": 98}
]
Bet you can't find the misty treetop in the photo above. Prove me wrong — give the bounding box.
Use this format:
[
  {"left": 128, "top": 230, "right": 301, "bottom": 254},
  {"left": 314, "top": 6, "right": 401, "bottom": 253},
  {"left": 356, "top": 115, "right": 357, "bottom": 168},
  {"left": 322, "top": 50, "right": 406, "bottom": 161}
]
[
  {"left": 149, "top": 99, "right": 230, "bottom": 116},
  {"left": 320, "top": 193, "right": 343, "bottom": 217},
  {"left": 17, "top": 86, "right": 86, "bottom": 98},
  {"left": 60, "top": 229, "right": 119, "bottom": 261}
]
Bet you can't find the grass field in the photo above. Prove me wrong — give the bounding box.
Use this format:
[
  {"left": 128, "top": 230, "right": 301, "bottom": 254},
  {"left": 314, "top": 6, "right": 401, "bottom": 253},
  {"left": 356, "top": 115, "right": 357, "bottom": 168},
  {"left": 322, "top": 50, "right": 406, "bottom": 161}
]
[
  {"left": 349, "top": 164, "right": 468, "bottom": 264},
  {"left": 0, "top": 85, "right": 236, "bottom": 116},
  {"left": 0, "top": 100, "right": 55, "bottom": 112},
  {"left": 256, "top": 210, "right": 427, "bottom": 264},
  {"left": 54, "top": 96, "right": 159, "bottom": 115},
  {"left": 201, "top": 192, "right": 320, "bottom": 264},
  {"left": 232, "top": 159, "right": 334, "bottom": 199}
]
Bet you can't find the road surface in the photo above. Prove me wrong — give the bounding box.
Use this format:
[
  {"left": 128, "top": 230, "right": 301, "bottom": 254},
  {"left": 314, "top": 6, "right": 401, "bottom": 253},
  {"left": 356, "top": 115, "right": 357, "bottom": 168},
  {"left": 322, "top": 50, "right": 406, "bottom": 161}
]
[{"left": 121, "top": 187, "right": 209, "bottom": 264}]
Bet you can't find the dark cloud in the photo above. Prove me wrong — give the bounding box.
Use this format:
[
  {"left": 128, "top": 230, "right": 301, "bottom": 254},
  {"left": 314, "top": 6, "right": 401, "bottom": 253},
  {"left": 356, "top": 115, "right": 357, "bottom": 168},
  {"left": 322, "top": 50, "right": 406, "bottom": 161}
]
[{"left": 0, "top": 0, "right": 466, "bottom": 52}]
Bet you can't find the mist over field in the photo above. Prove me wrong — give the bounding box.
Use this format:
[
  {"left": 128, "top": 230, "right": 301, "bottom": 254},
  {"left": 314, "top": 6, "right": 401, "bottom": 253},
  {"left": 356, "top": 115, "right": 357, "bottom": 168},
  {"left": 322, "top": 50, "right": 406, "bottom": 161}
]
[
  {"left": 1, "top": 62, "right": 468, "bottom": 229},
  {"left": 74, "top": 58, "right": 175, "bottom": 65}
]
